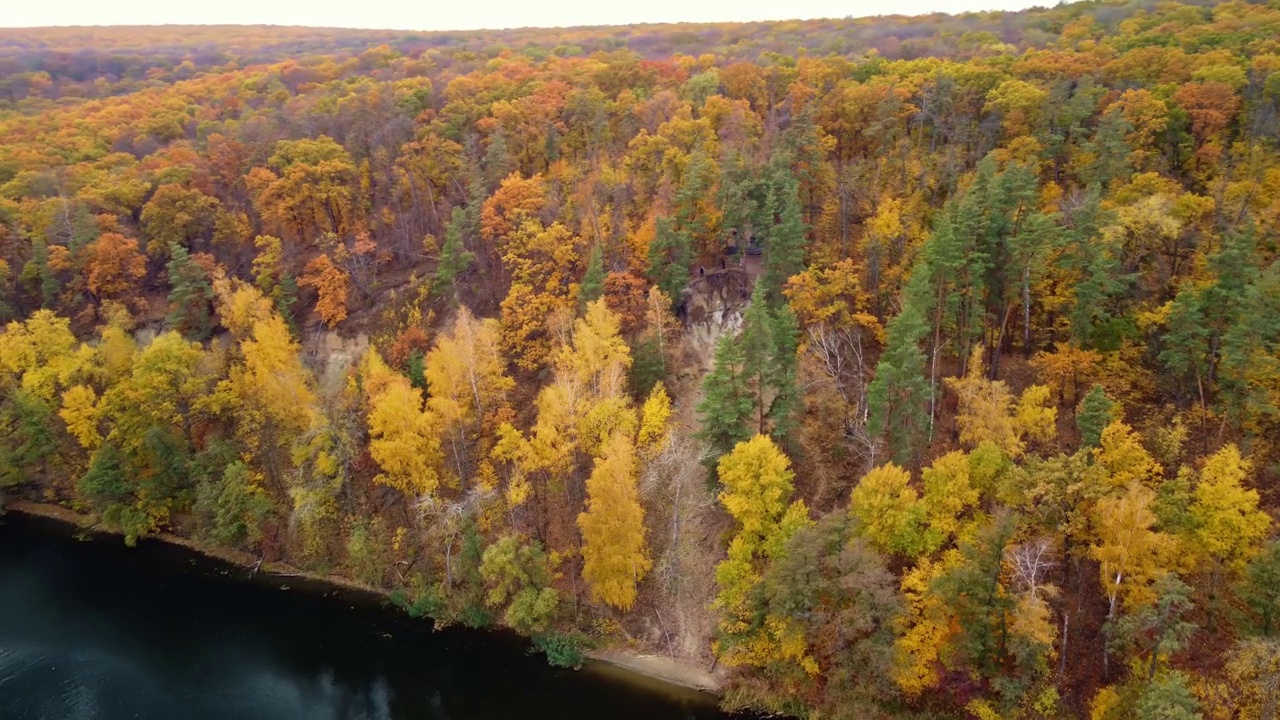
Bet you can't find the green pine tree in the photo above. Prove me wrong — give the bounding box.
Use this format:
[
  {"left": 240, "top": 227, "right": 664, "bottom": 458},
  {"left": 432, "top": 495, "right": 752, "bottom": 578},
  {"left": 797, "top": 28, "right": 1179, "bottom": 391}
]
[
  {"left": 767, "top": 301, "right": 801, "bottom": 443},
  {"left": 674, "top": 149, "right": 718, "bottom": 253},
  {"left": 22, "top": 237, "right": 60, "bottom": 309},
  {"left": 1135, "top": 672, "right": 1202, "bottom": 720},
  {"left": 434, "top": 206, "right": 476, "bottom": 300},
  {"left": 696, "top": 332, "right": 753, "bottom": 472},
  {"left": 0, "top": 259, "right": 14, "bottom": 322},
  {"left": 1077, "top": 384, "right": 1116, "bottom": 448},
  {"left": 740, "top": 281, "right": 778, "bottom": 436},
  {"left": 760, "top": 170, "right": 807, "bottom": 305},
  {"left": 166, "top": 243, "right": 216, "bottom": 341},
  {"left": 1082, "top": 109, "right": 1133, "bottom": 189},
  {"left": 483, "top": 130, "right": 513, "bottom": 188},
  {"left": 868, "top": 273, "right": 932, "bottom": 466},
  {"left": 1240, "top": 540, "right": 1280, "bottom": 636},
  {"left": 1220, "top": 262, "right": 1280, "bottom": 433},
  {"left": 648, "top": 216, "right": 693, "bottom": 304},
  {"left": 579, "top": 244, "right": 605, "bottom": 309}
]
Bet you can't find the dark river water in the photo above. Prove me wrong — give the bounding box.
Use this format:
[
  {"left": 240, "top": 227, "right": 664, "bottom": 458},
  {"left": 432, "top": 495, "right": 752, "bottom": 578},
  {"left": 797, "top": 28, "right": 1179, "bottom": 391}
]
[{"left": 0, "top": 513, "right": 730, "bottom": 720}]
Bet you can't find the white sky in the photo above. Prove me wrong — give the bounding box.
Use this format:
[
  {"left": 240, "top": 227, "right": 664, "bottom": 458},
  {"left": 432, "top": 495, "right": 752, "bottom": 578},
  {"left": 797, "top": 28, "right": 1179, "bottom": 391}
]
[{"left": 2, "top": 0, "right": 1048, "bottom": 31}]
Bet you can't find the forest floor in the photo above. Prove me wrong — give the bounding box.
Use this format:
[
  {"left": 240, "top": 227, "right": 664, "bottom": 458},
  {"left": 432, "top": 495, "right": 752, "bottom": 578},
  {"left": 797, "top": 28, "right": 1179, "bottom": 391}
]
[{"left": 0, "top": 496, "right": 726, "bottom": 696}]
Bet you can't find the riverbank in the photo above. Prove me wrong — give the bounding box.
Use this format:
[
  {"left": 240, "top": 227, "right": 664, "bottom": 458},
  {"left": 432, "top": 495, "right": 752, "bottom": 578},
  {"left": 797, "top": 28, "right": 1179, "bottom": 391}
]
[{"left": 0, "top": 497, "right": 724, "bottom": 698}]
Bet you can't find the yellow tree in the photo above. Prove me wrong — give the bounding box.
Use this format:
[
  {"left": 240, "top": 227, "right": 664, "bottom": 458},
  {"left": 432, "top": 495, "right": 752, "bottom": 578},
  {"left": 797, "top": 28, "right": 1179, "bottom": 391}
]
[
  {"left": 424, "top": 308, "right": 514, "bottom": 485},
  {"left": 207, "top": 294, "right": 319, "bottom": 495},
  {"left": 919, "top": 451, "right": 981, "bottom": 546},
  {"left": 578, "top": 431, "right": 650, "bottom": 610},
  {"left": 363, "top": 349, "right": 442, "bottom": 499},
  {"left": 1188, "top": 444, "right": 1269, "bottom": 588},
  {"left": 714, "top": 435, "right": 813, "bottom": 669},
  {"left": 524, "top": 299, "right": 635, "bottom": 477},
  {"left": 101, "top": 331, "right": 209, "bottom": 454},
  {"left": 1014, "top": 384, "right": 1058, "bottom": 449},
  {"left": 894, "top": 553, "right": 960, "bottom": 696},
  {"left": 1094, "top": 420, "right": 1162, "bottom": 489},
  {"left": 1090, "top": 482, "right": 1172, "bottom": 620},
  {"left": 213, "top": 277, "right": 277, "bottom": 340},
  {"left": 0, "top": 309, "right": 89, "bottom": 403},
  {"left": 945, "top": 347, "right": 1022, "bottom": 456},
  {"left": 59, "top": 384, "right": 102, "bottom": 451},
  {"left": 250, "top": 136, "right": 357, "bottom": 243},
  {"left": 498, "top": 221, "right": 583, "bottom": 372},
  {"left": 637, "top": 381, "right": 672, "bottom": 456},
  {"left": 1030, "top": 342, "right": 1100, "bottom": 409},
  {"left": 849, "top": 462, "right": 928, "bottom": 557}
]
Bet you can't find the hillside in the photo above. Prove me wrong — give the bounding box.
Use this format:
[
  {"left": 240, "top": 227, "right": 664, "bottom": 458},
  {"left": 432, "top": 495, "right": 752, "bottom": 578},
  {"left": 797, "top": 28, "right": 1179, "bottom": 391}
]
[{"left": 2, "top": 0, "right": 1280, "bottom": 717}]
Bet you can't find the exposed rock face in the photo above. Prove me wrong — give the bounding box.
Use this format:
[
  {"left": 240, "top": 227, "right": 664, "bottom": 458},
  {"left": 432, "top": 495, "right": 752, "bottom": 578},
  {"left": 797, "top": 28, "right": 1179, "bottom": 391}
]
[
  {"left": 679, "top": 257, "right": 760, "bottom": 375},
  {"left": 303, "top": 329, "right": 369, "bottom": 395}
]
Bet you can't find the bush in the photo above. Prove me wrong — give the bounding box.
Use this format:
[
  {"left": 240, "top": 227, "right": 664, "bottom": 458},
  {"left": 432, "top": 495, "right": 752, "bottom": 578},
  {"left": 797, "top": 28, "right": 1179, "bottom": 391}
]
[
  {"left": 533, "top": 631, "right": 586, "bottom": 669},
  {"left": 389, "top": 577, "right": 445, "bottom": 621}
]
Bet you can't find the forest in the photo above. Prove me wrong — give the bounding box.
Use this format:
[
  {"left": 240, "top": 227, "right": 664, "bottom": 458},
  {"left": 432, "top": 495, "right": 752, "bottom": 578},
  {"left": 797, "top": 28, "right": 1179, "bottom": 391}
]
[{"left": 2, "top": 0, "right": 1280, "bottom": 717}]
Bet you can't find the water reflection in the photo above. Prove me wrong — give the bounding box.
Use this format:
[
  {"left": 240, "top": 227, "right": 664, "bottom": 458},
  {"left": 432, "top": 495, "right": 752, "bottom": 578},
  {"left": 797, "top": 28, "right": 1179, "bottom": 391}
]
[{"left": 0, "top": 515, "right": 726, "bottom": 720}]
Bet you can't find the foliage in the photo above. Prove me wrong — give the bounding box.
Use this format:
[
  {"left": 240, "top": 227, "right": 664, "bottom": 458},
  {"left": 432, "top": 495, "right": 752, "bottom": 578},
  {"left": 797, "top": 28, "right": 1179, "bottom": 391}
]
[{"left": 3, "top": 5, "right": 1280, "bottom": 715}]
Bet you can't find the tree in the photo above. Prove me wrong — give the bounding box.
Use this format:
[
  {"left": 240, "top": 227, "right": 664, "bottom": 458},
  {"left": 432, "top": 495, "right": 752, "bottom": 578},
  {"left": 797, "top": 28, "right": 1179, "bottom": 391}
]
[
  {"left": 77, "top": 442, "right": 152, "bottom": 545},
  {"left": 166, "top": 244, "right": 215, "bottom": 341},
  {"left": 251, "top": 234, "right": 298, "bottom": 324},
  {"left": 946, "top": 346, "right": 1021, "bottom": 456},
  {"left": 1220, "top": 263, "right": 1280, "bottom": 442},
  {"left": 647, "top": 216, "right": 693, "bottom": 304},
  {"left": 299, "top": 253, "right": 349, "bottom": 328},
  {"left": 434, "top": 206, "right": 476, "bottom": 300},
  {"left": 1094, "top": 420, "right": 1161, "bottom": 489},
  {"left": 140, "top": 183, "right": 219, "bottom": 256},
  {"left": 85, "top": 232, "right": 146, "bottom": 303},
  {"left": 697, "top": 332, "right": 753, "bottom": 468},
  {"left": 1135, "top": 671, "right": 1203, "bottom": 720},
  {"left": 363, "top": 349, "right": 442, "bottom": 499},
  {"left": 767, "top": 303, "right": 801, "bottom": 441},
  {"left": 637, "top": 381, "right": 672, "bottom": 455},
  {"left": 194, "top": 461, "right": 271, "bottom": 549},
  {"left": 496, "top": 220, "right": 583, "bottom": 371},
  {"left": 714, "top": 435, "right": 812, "bottom": 668},
  {"left": 579, "top": 244, "right": 605, "bottom": 309},
  {"left": 479, "top": 533, "right": 560, "bottom": 635},
  {"left": 753, "top": 513, "right": 901, "bottom": 718},
  {"left": 100, "top": 330, "right": 209, "bottom": 458},
  {"left": 1078, "top": 384, "right": 1116, "bottom": 448},
  {"left": 250, "top": 136, "right": 357, "bottom": 242},
  {"left": 1241, "top": 541, "right": 1280, "bottom": 636},
  {"left": 1189, "top": 444, "right": 1269, "bottom": 573},
  {"left": 868, "top": 275, "right": 930, "bottom": 465},
  {"left": 1091, "top": 482, "right": 1173, "bottom": 646},
  {"left": 208, "top": 294, "right": 319, "bottom": 502},
  {"left": 849, "top": 462, "right": 927, "bottom": 558},
  {"left": 1224, "top": 639, "right": 1280, "bottom": 720},
  {"left": 1112, "top": 574, "right": 1196, "bottom": 683},
  {"left": 760, "top": 170, "right": 807, "bottom": 304},
  {"left": 424, "top": 308, "right": 513, "bottom": 486},
  {"left": 578, "top": 432, "right": 650, "bottom": 610},
  {"left": 741, "top": 281, "right": 779, "bottom": 437},
  {"left": 630, "top": 286, "right": 678, "bottom": 397},
  {"left": 59, "top": 384, "right": 101, "bottom": 451},
  {"left": 933, "top": 513, "right": 1048, "bottom": 700}
]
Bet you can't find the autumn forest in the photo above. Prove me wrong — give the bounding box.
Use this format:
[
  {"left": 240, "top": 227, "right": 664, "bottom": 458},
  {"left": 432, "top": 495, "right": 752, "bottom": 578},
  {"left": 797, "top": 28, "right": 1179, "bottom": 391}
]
[{"left": 2, "top": 1, "right": 1280, "bottom": 717}]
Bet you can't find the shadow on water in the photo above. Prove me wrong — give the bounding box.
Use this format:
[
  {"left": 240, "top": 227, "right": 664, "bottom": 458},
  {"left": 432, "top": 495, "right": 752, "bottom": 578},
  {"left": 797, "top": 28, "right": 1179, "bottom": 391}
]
[{"left": 0, "top": 513, "right": 733, "bottom": 720}]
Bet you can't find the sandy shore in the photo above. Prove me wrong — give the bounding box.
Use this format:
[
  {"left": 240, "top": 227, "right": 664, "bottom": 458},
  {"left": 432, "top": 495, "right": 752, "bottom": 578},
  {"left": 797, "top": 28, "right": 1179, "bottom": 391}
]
[{"left": 0, "top": 497, "right": 723, "bottom": 697}]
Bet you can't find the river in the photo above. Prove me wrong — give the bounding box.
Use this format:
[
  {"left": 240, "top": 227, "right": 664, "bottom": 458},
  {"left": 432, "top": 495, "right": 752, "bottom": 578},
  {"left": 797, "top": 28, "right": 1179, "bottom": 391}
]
[{"left": 0, "top": 513, "right": 731, "bottom": 720}]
